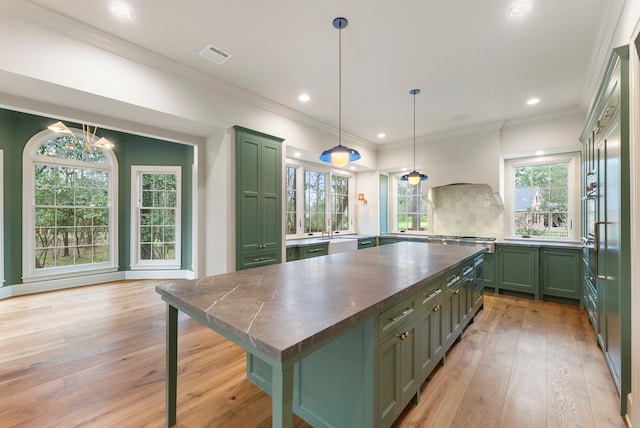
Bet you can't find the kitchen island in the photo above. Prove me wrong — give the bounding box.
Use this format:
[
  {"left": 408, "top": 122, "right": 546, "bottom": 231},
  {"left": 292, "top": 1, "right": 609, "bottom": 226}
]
[{"left": 156, "top": 241, "right": 484, "bottom": 427}]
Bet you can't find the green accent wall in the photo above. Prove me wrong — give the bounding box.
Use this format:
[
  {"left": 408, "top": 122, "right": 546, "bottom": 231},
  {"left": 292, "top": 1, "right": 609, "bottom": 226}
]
[{"left": 0, "top": 108, "right": 193, "bottom": 286}]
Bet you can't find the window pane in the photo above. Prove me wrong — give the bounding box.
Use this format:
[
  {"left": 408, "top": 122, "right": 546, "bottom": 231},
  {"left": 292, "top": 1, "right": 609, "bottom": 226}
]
[
  {"left": 396, "top": 181, "right": 428, "bottom": 232},
  {"left": 137, "top": 172, "right": 179, "bottom": 261},
  {"left": 286, "top": 166, "right": 297, "bottom": 235},
  {"left": 304, "top": 170, "right": 326, "bottom": 233},
  {"left": 514, "top": 162, "right": 568, "bottom": 237},
  {"left": 331, "top": 175, "right": 349, "bottom": 232}
]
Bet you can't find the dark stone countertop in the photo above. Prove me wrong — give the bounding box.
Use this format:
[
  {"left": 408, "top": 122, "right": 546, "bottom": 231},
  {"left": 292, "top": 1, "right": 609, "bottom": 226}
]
[{"left": 156, "top": 241, "right": 483, "bottom": 362}]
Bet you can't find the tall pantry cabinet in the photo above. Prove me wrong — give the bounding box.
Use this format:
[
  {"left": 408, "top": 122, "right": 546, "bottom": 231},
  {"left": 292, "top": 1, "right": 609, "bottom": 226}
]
[
  {"left": 234, "top": 126, "right": 284, "bottom": 271},
  {"left": 580, "top": 45, "right": 631, "bottom": 415}
]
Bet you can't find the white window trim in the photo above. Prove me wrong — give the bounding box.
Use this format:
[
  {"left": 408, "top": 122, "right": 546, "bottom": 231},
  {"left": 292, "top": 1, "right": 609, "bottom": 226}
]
[
  {"left": 389, "top": 174, "right": 432, "bottom": 235},
  {"left": 130, "top": 165, "right": 182, "bottom": 270},
  {"left": 285, "top": 159, "right": 356, "bottom": 239},
  {"left": 22, "top": 129, "right": 119, "bottom": 283},
  {"left": 503, "top": 151, "right": 581, "bottom": 241}
]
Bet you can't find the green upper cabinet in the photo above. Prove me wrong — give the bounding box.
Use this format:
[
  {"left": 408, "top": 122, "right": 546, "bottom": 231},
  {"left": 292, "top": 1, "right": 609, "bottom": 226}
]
[
  {"left": 496, "top": 245, "right": 540, "bottom": 299},
  {"left": 235, "top": 126, "right": 283, "bottom": 271},
  {"left": 540, "top": 248, "right": 581, "bottom": 300}
]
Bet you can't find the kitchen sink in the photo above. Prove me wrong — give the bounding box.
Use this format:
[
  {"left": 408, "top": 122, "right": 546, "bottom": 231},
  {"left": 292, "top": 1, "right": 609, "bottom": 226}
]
[{"left": 327, "top": 238, "right": 358, "bottom": 254}]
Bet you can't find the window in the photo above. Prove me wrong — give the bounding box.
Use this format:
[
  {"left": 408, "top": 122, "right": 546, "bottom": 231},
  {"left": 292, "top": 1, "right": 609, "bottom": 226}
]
[
  {"left": 393, "top": 178, "right": 430, "bottom": 232},
  {"left": 286, "top": 162, "right": 354, "bottom": 237},
  {"left": 130, "top": 166, "right": 181, "bottom": 270},
  {"left": 286, "top": 166, "right": 297, "bottom": 235},
  {"left": 331, "top": 175, "right": 350, "bottom": 232},
  {"left": 505, "top": 152, "right": 580, "bottom": 240},
  {"left": 22, "top": 129, "right": 118, "bottom": 282}
]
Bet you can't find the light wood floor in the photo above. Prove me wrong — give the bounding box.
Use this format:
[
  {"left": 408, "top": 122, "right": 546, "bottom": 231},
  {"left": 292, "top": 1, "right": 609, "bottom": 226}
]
[{"left": 0, "top": 280, "right": 628, "bottom": 428}]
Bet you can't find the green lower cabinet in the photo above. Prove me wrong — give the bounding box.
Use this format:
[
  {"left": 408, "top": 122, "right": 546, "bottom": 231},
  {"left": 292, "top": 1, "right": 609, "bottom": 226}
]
[
  {"left": 540, "top": 248, "right": 581, "bottom": 299},
  {"left": 496, "top": 245, "right": 540, "bottom": 299},
  {"left": 378, "top": 237, "right": 400, "bottom": 246},
  {"left": 444, "top": 276, "right": 463, "bottom": 347},
  {"left": 286, "top": 246, "right": 299, "bottom": 262},
  {"left": 419, "top": 286, "right": 445, "bottom": 378},
  {"left": 482, "top": 253, "right": 495, "bottom": 290},
  {"left": 299, "top": 243, "right": 329, "bottom": 259},
  {"left": 358, "top": 238, "right": 377, "bottom": 249},
  {"left": 460, "top": 263, "right": 475, "bottom": 326},
  {"left": 377, "top": 317, "right": 419, "bottom": 428},
  {"left": 236, "top": 249, "right": 279, "bottom": 269}
]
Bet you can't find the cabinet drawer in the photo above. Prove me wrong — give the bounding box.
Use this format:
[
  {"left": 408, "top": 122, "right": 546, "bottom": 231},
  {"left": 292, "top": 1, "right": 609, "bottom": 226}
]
[
  {"left": 378, "top": 294, "right": 418, "bottom": 341},
  {"left": 357, "top": 238, "right": 376, "bottom": 249},
  {"left": 286, "top": 246, "right": 299, "bottom": 262},
  {"left": 299, "top": 244, "right": 329, "bottom": 259},
  {"left": 238, "top": 250, "right": 279, "bottom": 268},
  {"left": 420, "top": 284, "right": 444, "bottom": 307}
]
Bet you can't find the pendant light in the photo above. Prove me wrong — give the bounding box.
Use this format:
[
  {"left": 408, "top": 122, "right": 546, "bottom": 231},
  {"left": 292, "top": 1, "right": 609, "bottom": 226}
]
[
  {"left": 401, "top": 89, "right": 428, "bottom": 185},
  {"left": 319, "top": 17, "right": 361, "bottom": 167}
]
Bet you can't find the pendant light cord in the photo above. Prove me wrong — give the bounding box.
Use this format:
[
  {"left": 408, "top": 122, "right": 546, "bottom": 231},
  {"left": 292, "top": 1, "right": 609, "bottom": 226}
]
[
  {"left": 338, "top": 23, "right": 342, "bottom": 147},
  {"left": 413, "top": 92, "right": 416, "bottom": 171}
]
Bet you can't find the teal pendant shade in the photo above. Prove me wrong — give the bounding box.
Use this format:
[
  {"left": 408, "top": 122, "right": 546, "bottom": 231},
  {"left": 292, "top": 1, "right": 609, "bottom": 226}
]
[
  {"left": 400, "top": 89, "right": 428, "bottom": 185},
  {"left": 320, "top": 17, "right": 361, "bottom": 167}
]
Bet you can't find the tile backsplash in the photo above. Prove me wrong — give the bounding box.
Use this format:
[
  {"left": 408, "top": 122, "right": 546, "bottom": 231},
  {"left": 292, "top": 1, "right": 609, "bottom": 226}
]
[{"left": 429, "top": 183, "right": 505, "bottom": 238}]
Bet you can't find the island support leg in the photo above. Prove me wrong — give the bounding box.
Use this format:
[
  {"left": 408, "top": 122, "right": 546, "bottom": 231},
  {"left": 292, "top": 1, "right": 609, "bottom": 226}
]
[
  {"left": 166, "top": 304, "right": 178, "bottom": 427},
  {"left": 271, "top": 363, "right": 294, "bottom": 428}
]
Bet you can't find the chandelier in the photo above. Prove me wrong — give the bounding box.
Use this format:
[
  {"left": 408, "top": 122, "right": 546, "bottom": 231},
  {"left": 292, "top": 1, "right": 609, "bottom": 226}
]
[{"left": 48, "top": 121, "right": 114, "bottom": 154}]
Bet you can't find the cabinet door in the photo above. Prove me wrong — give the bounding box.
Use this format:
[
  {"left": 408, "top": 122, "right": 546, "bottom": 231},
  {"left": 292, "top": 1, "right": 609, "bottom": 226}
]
[
  {"left": 260, "top": 140, "right": 282, "bottom": 251},
  {"left": 541, "top": 248, "right": 581, "bottom": 299},
  {"left": 483, "top": 253, "right": 495, "bottom": 289},
  {"left": 444, "top": 284, "right": 462, "bottom": 347},
  {"left": 377, "top": 318, "right": 418, "bottom": 427},
  {"left": 420, "top": 291, "right": 444, "bottom": 378},
  {"left": 496, "top": 245, "right": 540, "bottom": 298}
]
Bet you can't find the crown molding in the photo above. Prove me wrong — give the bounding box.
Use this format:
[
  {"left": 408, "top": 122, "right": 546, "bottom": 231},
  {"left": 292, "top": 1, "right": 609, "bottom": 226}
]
[{"left": 0, "top": 0, "right": 378, "bottom": 148}]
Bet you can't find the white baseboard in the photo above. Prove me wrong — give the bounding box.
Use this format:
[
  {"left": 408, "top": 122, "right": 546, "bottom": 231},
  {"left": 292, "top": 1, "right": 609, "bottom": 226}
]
[{"left": 0, "top": 269, "right": 195, "bottom": 299}]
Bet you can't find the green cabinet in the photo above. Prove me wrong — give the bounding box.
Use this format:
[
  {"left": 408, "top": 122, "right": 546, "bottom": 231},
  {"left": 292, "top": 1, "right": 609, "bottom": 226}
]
[
  {"left": 443, "top": 273, "right": 463, "bottom": 347},
  {"left": 376, "top": 294, "right": 419, "bottom": 427},
  {"left": 299, "top": 243, "right": 329, "bottom": 259},
  {"left": 235, "top": 126, "right": 283, "bottom": 271},
  {"left": 419, "top": 284, "right": 444, "bottom": 379},
  {"left": 579, "top": 45, "right": 631, "bottom": 410},
  {"left": 358, "top": 237, "right": 377, "bottom": 249},
  {"left": 285, "top": 246, "right": 299, "bottom": 262},
  {"left": 482, "top": 253, "right": 495, "bottom": 290},
  {"left": 495, "top": 245, "right": 540, "bottom": 299},
  {"left": 378, "top": 237, "right": 401, "bottom": 246},
  {"left": 540, "top": 248, "right": 581, "bottom": 299}
]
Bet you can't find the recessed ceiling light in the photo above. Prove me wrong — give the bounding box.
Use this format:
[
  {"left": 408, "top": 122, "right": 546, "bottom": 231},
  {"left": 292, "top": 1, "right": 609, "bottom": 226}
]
[
  {"left": 350, "top": 166, "right": 357, "bottom": 171},
  {"left": 526, "top": 97, "right": 540, "bottom": 105},
  {"left": 402, "top": 167, "right": 408, "bottom": 171},
  {"left": 510, "top": 3, "right": 531, "bottom": 16},
  {"left": 536, "top": 150, "right": 545, "bottom": 155},
  {"left": 377, "top": 133, "right": 386, "bottom": 138},
  {"left": 293, "top": 152, "right": 301, "bottom": 158},
  {"left": 298, "top": 93, "right": 310, "bottom": 102},
  {"left": 109, "top": 2, "right": 135, "bottom": 20}
]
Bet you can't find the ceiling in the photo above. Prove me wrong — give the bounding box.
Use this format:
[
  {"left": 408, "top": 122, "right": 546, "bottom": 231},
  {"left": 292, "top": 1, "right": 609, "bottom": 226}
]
[{"left": 7, "top": 0, "right": 608, "bottom": 145}]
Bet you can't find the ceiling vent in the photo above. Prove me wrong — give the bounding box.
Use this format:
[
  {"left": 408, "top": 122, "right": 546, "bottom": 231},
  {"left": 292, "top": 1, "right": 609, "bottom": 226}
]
[{"left": 199, "top": 44, "right": 231, "bottom": 64}]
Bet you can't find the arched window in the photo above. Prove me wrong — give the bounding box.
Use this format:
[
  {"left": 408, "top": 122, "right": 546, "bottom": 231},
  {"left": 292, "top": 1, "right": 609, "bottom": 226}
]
[{"left": 22, "top": 128, "right": 118, "bottom": 282}]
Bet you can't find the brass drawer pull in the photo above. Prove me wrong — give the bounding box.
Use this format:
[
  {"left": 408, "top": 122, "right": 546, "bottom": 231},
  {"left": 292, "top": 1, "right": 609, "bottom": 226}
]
[
  {"left": 252, "top": 257, "right": 269, "bottom": 262},
  {"left": 422, "top": 288, "right": 442, "bottom": 303},
  {"left": 446, "top": 275, "right": 461, "bottom": 287},
  {"left": 454, "top": 289, "right": 460, "bottom": 295},
  {"left": 432, "top": 305, "right": 440, "bottom": 313},
  {"left": 308, "top": 248, "right": 325, "bottom": 253}
]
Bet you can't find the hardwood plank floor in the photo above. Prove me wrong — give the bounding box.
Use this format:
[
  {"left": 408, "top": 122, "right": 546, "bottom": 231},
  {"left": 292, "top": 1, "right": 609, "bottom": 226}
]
[{"left": 0, "top": 281, "right": 628, "bottom": 427}]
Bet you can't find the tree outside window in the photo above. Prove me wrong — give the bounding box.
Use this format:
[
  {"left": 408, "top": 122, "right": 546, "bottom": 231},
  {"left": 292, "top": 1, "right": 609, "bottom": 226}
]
[
  {"left": 33, "top": 137, "right": 111, "bottom": 270},
  {"left": 514, "top": 162, "right": 568, "bottom": 237},
  {"left": 304, "top": 170, "right": 326, "bottom": 233},
  {"left": 286, "top": 166, "right": 296, "bottom": 235},
  {"left": 331, "top": 175, "right": 349, "bottom": 232},
  {"left": 397, "top": 180, "right": 429, "bottom": 231}
]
